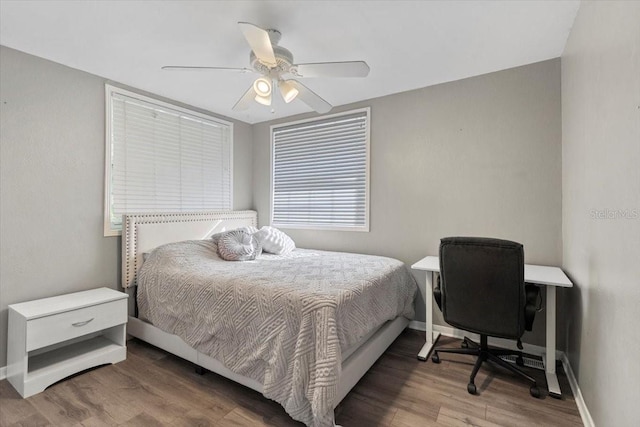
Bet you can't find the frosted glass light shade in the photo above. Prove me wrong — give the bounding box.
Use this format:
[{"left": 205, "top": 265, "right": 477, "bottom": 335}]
[
  {"left": 253, "top": 77, "right": 272, "bottom": 97},
  {"left": 254, "top": 93, "right": 271, "bottom": 105},
  {"left": 279, "top": 80, "right": 299, "bottom": 103}
]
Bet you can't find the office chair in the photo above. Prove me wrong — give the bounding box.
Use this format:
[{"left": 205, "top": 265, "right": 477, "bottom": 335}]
[{"left": 431, "top": 237, "right": 542, "bottom": 398}]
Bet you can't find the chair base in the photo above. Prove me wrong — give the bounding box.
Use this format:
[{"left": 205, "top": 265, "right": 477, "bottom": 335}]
[{"left": 431, "top": 335, "right": 541, "bottom": 398}]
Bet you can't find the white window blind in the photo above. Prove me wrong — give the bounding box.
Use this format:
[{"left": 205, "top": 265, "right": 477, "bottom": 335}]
[
  {"left": 105, "top": 85, "right": 232, "bottom": 236},
  {"left": 271, "top": 108, "right": 369, "bottom": 231}
]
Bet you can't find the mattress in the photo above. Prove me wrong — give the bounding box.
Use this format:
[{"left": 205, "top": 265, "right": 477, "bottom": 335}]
[{"left": 137, "top": 240, "right": 416, "bottom": 427}]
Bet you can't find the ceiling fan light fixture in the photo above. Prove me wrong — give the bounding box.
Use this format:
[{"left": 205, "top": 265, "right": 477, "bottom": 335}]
[
  {"left": 253, "top": 77, "right": 272, "bottom": 97},
  {"left": 166, "top": 23, "right": 369, "bottom": 114},
  {"left": 279, "top": 80, "right": 299, "bottom": 103}
]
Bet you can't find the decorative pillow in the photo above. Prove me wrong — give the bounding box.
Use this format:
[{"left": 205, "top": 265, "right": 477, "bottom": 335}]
[
  {"left": 211, "top": 226, "right": 258, "bottom": 245},
  {"left": 217, "top": 230, "right": 262, "bottom": 261},
  {"left": 253, "top": 226, "right": 296, "bottom": 255}
]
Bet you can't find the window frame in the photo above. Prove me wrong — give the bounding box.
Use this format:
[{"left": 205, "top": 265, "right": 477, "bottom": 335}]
[
  {"left": 270, "top": 107, "right": 371, "bottom": 232},
  {"left": 104, "top": 84, "right": 234, "bottom": 236}
]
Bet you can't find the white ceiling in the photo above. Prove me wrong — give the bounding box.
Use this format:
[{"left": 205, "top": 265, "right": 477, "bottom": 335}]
[{"left": 0, "top": 0, "right": 580, "bottom": 124}]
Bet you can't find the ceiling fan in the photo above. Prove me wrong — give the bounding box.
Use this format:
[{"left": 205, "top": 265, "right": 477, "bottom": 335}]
[{"left": 162, "top": 22, "right": 370, "bottom": 114}]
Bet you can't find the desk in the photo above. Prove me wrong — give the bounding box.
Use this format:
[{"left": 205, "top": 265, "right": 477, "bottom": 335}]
[{"left": 411, "top": 256, "right": 573, "bottom": 398}]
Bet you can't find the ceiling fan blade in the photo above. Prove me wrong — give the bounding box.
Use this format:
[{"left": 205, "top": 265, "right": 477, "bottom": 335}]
[
  {"left": 162, "top": 66, "right": 253, "bottom": 73},
  {"left": 288, "top": 80, "right": 332, "bottom": 114},
  {"left": 293, "top": 61, "right": 370, "bottom": 78},
  {"left": 232, "top": 85, "right": 258, "bottom": 111},
  {"left": 238, "top": 22, "right": 277, "bottom": 67}
]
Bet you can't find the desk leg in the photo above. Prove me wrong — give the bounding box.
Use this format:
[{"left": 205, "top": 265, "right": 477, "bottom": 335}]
[
  {"left": 544, "top": 286, "right": 562, "bottom": 398},
  {"left": 418, "top": 271, "right": 441, "bottom": 361}
]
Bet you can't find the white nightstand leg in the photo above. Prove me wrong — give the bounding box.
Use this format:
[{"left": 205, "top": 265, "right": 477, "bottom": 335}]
[
  {"left": 544, "top": 286, "right": 562, "bottom": 398},
  {"left": 418, "top": 271, "right": 440, "bottom": 361}
]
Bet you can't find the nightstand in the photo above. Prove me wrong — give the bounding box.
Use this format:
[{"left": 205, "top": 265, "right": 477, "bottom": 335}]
[{"left": 7, "top": 287, "right": 128, "bottom": 398}]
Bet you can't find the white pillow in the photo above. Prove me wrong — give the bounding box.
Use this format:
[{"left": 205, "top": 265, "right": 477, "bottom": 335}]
[
  {"left": 217, "top": 230, "right": 262, "bottom": 261},
  {"left": 254, "top": 226, "right": 296, "bottom": 255}
]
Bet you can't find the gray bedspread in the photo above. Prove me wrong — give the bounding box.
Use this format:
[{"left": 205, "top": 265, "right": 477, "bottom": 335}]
[{"left": 138, "top": 240, "right": 416, "bottom": 427}]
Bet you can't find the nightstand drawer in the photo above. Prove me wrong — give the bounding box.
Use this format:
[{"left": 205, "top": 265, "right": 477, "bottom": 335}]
[{"left": 26, "top": 299, "right": 127, "bottom": 351}]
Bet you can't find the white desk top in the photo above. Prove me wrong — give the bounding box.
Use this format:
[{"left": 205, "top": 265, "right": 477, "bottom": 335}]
[
  {"left": 411, "top": 256, "right": 440, "bottom": 272},
  {"left": 411, "top": 256, "right": 573, "bottom": 288}
]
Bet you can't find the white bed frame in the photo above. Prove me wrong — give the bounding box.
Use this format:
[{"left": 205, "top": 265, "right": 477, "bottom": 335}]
[{"left": 122, "top": 210, "right": 409, "bottom": 416}]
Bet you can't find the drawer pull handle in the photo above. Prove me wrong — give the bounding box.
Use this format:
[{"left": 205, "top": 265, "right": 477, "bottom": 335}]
[{"left": 71, "top": 318, "right": 94, "bottom": 327}]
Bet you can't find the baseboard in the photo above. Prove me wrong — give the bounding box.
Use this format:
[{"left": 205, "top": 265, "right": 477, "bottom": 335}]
[
  {"left": 408, "top": 320, "right": 426, "bottom": 331},
  {"left": 407, "top": 321, "right": 593, "bottom": 427},
  {"left": 0, "top": 365, "right": 6, "bottom": 380},
  {"left": 561, "top": 353, "right": 595, "bottom": 427},
  {"left": 408, "top": 321, "right": 560, "bottom": 360}
]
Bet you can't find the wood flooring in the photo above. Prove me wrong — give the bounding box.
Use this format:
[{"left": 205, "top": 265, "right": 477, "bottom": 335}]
[{"left": 0, "top": 330, "right": 583, "bottom": 426}]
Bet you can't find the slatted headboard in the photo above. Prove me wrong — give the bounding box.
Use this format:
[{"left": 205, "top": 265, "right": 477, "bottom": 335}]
[{"left": 121, "top": 210, "right": 258, "bottom": 288}]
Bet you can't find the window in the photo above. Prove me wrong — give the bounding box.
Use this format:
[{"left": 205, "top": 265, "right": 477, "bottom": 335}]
[
  {"left": 271, "top": 108, "right": 370, "bottom": 231},
  {"left": 104, "top": 85, "right": 232, "bottom": 236}
]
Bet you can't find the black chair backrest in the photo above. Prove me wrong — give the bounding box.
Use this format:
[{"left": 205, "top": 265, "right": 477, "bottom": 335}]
[{"left": 439, "top": 237, "right": 526, "bottom": 339}]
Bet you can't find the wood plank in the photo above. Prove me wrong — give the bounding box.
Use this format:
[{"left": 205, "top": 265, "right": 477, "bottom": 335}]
[
  {"left": 84, "top": 364, "right": 179, "bottom": 424},
  {"left": 160, "top": 409, "right": 216, "bottom": 427},
  {"left": 27, "top": 380, "right": 94, "bottom": 425},
  {"left": 0, "top": 381, "right": 41, "bottom": 426},
  {"left": 486, "top": 401, "right": 584, "bottom": 427},
  {"left": 335, "top": 393, "right": 397, "bottom": 426},
  {"left": 119, "top": 412, "right": 165, "bottom": 427},
  {"left": 391, "top": 407, "right": 441, "bottom": 427},
  {"left": 6, "top": 412, "right": 50, "bottom": 427},
  {"left": 142, "top": 350, "right": 298, "bottom": 424},
  {"left": 70, "top": 414, "right": 117, "bottom": 427},
  {"left": 436, "top": 406, "right": 501, "bottom": 427},
  {"left": 216, "top": 407, "right": 280, "bottom": 427}
]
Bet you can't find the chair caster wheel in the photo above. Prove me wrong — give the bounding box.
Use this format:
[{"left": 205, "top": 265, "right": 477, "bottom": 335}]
[
  {"left": 461, "top": 340, "right": 469, "bottom": 348},
  {"left": 431, "top": 353, "right": 440, "bottom": 364},
  {"left": 467, "top": 383, "right": 477, "bottom": 395},
  {"left": 516, "top": 356, "right": 525, "bottom": 367},
  {"left": 530, "top": 385, "right": 541, "bottom": 398}
]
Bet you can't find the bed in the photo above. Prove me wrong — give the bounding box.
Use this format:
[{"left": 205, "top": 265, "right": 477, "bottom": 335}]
[{"left": 122, "top": 210, "right": 416, "bottom": 427}]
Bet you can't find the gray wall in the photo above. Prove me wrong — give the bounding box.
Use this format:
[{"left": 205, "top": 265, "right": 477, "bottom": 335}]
[
  {"left": 253, "top": 59, "right": 563, "bottom": 346},
  {"left": 0, "top": 46, "right": 254, "bottom": 367},
  {"left": 561, "top": 2, "right": 640, "bottom": 425}
]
